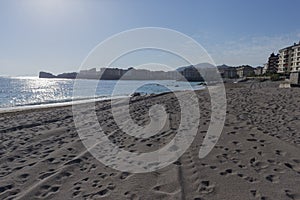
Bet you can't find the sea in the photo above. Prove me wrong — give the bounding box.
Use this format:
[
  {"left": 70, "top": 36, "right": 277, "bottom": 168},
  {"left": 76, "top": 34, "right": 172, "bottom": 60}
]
[{"left": 0, "top": 77, "right": 204, "bottom": 109}]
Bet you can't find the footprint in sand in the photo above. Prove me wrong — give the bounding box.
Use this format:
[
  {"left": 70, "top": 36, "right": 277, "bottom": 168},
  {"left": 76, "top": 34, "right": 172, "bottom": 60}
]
[
  {"left": 237, "top": 173, "right": 258, "bottom": 183},
  {"left": 72, "top": 186, "right": 82, "bottom": 197},
  {"left": 193, "top": 197, "right": 205, "bottom": 200},
  {"left": 284, "top": 163, "right": 300, "bottom": 173},
  {"left": 292, "top": 159, "right": 300, "bottom": 164},
  {"left": 152, "top": 184, "right": 179, "bottom": 195},
  {"left": 18, "top": 173, "right": 30, "bottom": 182},
  {"left": 275, "top": 150, "right": 287, "bottom": 156},
  {"left": 265, "top": 174, "right": 279, "bottom": 183},
  {"left": 273, "top": 168, "right": 286, "bottom": 173},
  {"left": 92, "top": 188, "right": 109, "bottom": 198},
  {"left": 285, "top": 189, "right": 300, "bottom": 200},
  {"left": 198, "top": 180, "right": 215, "bottom": 194},
  {"left": 119, "top": 172, "right": 131, "bottom": 180},
  {"left": 219, "top": 169, "right": 233, "bottom": 176},
  {"left": 38, "top": 171, "right": 56, "bottom": 180},
  {"left": 98, "top": 172, "right": 108, "bottom": 179},
  {"left": 247, "top": 138, "right": 257, "bottom": 142},
  {"left": 238, "top": 163, "right": 247, "bottom": 169},
  {"left": 252, "top": 161, "right": 269, "bottom": 171},
  {"left": 250, "top": 189, "right": 267, "bottom": 199},
  {"left": 82, "top": 182, "right": 116, "bottom": 199},
  {"left": 0, "top": 184, "right": 14, "bottom": 194},
  {"left": 35, "top": 185, "right": 60, "bottom": 198}
]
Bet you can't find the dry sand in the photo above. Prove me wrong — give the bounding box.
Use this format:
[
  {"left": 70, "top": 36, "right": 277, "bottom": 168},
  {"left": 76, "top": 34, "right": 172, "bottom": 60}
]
[{"left": 0, "top": 81, "right": 300, "bottom": 200}]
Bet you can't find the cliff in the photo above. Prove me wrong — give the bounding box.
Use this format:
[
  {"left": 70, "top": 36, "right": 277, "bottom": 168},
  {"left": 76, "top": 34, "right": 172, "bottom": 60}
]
[
  {"left": 39, "top": 71, "right": 78, "bottom": 79},
  {"left": 39, "top": 71, "right": 56, "bottom": 78}
]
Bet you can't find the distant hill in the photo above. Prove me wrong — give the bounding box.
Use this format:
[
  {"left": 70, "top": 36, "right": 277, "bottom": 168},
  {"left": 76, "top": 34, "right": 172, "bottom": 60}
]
[
  {"left": 39, "top": 63, "right": 233, "bottom": 81},
  {"left": 176, "top": 63, "right": 216, "bottom": 72},
  {"left": 217, "top": 64, "right": 232, "bottom": 69}
]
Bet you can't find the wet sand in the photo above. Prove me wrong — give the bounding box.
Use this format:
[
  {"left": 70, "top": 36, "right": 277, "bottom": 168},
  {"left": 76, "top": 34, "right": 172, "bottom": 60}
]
[{"left": 0, "top": 81, "right": 300, "bottom": 200}]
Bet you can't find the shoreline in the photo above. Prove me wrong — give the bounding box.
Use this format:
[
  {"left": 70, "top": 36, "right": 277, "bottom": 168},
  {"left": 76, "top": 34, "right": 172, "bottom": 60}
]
[
  {"left": 0, "top": 86, "right": 206, "bottom": 114},
  {"left": 0, "top": 96, "right": 126, "bottom": 115},
  {"left": 0, "top": 76, "right": 206, "bottom": 112}
]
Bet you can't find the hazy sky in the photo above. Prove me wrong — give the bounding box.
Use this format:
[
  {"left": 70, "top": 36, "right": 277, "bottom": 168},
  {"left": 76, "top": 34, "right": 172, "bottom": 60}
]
[{"left": 1, "top": 0, "right": 300, "bottom": 76}]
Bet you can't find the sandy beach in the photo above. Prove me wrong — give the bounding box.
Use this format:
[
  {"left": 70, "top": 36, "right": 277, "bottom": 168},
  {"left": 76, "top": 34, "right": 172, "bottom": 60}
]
[{"left": 0, "top": 81, "right": 300, "bottom": 200}]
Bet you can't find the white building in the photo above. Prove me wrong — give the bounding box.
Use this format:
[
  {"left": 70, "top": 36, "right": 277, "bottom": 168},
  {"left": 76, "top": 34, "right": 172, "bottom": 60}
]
[
  {"left": 236, "top": 65, "right": 254, "bottom": 78},
  {"left": 254, "top": 66, "right": 263, "bottom": 75},
  {"left": 262, "top": 63, "right": 268, "bottom": 74},
  {"left": 278, "top": 42, "right": 300, "bottom": 74}
]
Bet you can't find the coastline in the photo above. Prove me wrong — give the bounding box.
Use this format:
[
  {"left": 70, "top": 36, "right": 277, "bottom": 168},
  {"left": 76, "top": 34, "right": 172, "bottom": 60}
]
[
  {"left": 1, "top": 81, "right": 300, "bottom": 200},
  {"left": 0, "top": 84, "right": 206, "bottom": 114},
  {"left": 0, "top": 96, "right": 126, "bottom": 115},
  {"left": 0, "top": 76, "right": 205, "bottom": 111}
]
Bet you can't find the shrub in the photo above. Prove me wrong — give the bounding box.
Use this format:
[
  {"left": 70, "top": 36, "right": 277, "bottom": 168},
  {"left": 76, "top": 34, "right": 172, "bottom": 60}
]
[{"left": 270, "top": 74, "right": 280, "bottom": 81}]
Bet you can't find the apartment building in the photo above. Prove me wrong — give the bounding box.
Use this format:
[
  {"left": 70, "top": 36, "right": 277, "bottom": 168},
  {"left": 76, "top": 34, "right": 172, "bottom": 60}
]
[
  {"left": 278, "top": 42, "right": 300, "bottom": 74},
  {"left": 236, "top": 65, "right": 254, "bottom": 78},
  {"left": 254, "top": 66, "right": 264, "bottom": 75},
  {"left": 262, "top": 63, "right": 268, "bottom": 74},
  {"left": 266, "top": 53, "right": 279, "bottom": 74}
]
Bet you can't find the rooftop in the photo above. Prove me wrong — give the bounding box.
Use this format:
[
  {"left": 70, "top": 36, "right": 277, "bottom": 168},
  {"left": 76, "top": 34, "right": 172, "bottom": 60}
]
[{"left": 279, "top": 41, "right": 300, "bottom": 51}]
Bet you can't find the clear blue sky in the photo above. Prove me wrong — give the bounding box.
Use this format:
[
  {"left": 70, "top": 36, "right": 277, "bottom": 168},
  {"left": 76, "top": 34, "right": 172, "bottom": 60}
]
[{"left": 1, "top": 0, "right": 300, "bottom": 76}]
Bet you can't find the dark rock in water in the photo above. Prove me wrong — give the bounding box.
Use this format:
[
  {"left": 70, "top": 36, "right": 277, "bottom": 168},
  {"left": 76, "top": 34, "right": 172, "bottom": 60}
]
[
  {"left": 131, "top": 92, "right": 141, "bottom": 97},
  {"left": 39, "top": 71, "right": 56, "bottom": 78},
  {"left": 39, "top": 71, "right": 78, "bottom": 79}
]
